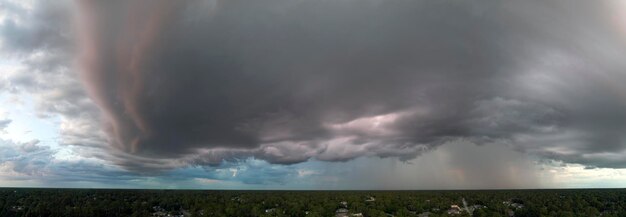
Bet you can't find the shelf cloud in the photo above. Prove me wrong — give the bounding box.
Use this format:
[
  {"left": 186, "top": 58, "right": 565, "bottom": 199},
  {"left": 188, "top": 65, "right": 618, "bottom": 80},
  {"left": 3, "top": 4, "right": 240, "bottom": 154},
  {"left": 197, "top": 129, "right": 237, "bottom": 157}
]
[
  {"left": 70, "top": 0, "right": 626, "bottom": 170},
  {"left": 3, "top": 0, "right": 626, "bottom": 175}
]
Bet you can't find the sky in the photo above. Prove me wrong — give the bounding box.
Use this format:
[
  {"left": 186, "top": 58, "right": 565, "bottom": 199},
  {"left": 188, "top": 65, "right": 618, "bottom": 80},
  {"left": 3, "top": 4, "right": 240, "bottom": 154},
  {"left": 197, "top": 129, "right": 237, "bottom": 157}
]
[{"left": 1, "top": 0, "right": 626, "bottom": 189}]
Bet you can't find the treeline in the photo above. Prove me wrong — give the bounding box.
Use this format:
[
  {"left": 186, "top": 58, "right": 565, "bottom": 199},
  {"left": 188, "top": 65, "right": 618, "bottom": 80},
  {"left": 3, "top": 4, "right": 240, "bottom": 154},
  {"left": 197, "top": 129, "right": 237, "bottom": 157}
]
[{"left": 0, "top": 188, "right": 625, "bottom": 217}]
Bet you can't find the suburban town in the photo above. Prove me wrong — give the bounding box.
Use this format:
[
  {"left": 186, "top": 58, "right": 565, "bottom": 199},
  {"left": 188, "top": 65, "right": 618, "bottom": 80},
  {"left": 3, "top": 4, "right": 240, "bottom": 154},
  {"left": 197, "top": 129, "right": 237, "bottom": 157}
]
[{"left": 1, "top": 188, "right": 623, "bottom": 216}]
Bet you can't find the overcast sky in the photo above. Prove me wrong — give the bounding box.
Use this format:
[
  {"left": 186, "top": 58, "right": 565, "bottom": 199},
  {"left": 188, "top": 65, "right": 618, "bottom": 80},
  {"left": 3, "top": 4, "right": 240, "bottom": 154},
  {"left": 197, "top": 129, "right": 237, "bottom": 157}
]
[{"left": 1, "top": 0, "right": 626, "bottom": 189}]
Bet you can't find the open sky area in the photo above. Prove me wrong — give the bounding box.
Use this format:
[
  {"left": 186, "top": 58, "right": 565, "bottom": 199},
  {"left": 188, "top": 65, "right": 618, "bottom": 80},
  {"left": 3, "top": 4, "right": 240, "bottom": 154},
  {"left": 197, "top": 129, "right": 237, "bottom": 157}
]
[{"left": 1, "top": 0, "right": 626, "bottom": 189}]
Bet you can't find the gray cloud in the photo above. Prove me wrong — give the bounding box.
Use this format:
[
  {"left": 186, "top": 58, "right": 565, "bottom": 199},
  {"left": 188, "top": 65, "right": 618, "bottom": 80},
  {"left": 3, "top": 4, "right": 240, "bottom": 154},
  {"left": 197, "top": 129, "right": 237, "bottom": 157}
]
[
  {"left": 0, "top": 0, "right": 72, "bottom": 55},
  {"left": 0, "top": 0, "right": 107, "bottom": 149},
  {"left": 0, "top": 118, "right": 10, "bottom": 131},
  {"left": 2, "top": 0, "right": 626, "bottom": 174},
  {"left": 19, "top": 139, "right": 43, "bottom": 153},
  {"left": 304, "top": 140, "right": 546, "bottom": 190},
  {"left": 0, "top": 138, "right": 299, "bottom": 187},
  {"left": 0, "top": 138, "right": 53, "bottom": 177},
  {"left": 77, "top": 0, "right": 510, "bottom": 162},
  {"left": 73, "top": 0, "right": 626, "bottom": 170}
]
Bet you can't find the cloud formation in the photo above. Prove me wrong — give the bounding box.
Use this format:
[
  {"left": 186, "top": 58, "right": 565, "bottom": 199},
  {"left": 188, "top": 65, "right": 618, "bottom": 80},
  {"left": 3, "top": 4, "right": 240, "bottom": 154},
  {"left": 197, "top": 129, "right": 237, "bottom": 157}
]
[
  {"left": 0, "top": 118, "right": 10, "bottom": 131},
  {"left": 1, "top": 0, "right": 106, "bottom": 144},
  {"left": 2, "top": 0, "right": 626, "bottom": 177},
  {"left": 69, "top": 0, "right": 626, "bottom": 171},
  {"left": 0, "top": 137, "right": 309, "bottom": 188}
]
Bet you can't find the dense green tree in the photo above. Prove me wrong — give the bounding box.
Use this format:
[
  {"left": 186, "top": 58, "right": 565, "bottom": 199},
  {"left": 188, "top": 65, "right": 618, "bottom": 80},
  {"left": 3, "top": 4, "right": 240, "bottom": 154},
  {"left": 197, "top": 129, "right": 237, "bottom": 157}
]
[{"left": 0, "top": 188, "right": 624, "bottom": 216}]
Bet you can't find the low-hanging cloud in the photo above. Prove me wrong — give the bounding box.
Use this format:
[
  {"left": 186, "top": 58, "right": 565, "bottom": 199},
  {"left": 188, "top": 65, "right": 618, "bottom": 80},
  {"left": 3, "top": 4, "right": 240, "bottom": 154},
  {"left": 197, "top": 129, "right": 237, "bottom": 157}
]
[{"left": 29, "top": 0, "right": 626, "bottom": 171}]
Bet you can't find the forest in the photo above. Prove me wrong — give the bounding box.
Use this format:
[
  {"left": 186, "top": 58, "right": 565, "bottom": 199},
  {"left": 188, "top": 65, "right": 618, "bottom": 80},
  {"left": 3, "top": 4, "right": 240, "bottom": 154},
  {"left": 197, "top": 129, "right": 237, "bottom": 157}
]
[{"left": 0, "top": 188, "right": 624, "bottom": 217}]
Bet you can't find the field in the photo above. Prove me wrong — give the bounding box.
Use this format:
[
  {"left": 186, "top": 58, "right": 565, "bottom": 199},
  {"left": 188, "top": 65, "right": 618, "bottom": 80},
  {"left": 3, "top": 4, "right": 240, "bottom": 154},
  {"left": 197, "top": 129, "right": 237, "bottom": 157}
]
[{"left": 1, "top": 188, "right": 625, "bottom": 217}]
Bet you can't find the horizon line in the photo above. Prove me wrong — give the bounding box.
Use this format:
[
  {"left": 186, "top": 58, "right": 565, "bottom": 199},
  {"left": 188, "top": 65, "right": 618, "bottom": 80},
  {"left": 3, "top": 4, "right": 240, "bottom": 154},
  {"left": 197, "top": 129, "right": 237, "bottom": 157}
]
[{"left": 1, "top": 187, "right": 625, "bottom": 191}]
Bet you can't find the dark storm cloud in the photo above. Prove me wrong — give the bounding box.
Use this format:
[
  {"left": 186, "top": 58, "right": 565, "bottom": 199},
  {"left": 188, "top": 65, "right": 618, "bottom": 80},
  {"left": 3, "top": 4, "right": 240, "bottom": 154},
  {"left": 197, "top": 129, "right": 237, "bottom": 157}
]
[
  {"left": 78, "top": 0, "right": 508, "bottom": 157},
  {"left": 74, "top": 0, "right": 626, "bottom": 170}
]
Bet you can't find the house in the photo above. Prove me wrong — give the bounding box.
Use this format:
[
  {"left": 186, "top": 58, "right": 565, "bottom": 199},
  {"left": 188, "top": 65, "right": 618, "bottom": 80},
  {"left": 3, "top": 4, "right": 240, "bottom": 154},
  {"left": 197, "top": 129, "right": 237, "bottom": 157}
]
[
  {"left": 340, "top": 201, "right": 348, "bottom": 207},
  {"left": 447, "top": 209, "right": 461, "bottom": 215},
  {"left": 365, "top": 196, "right": 376, "bottom": 202},
  {"left": 336, "top": 208, "right": 349, "bottom": 217},
  {"left": 352, "top": 213, "right": 364, "bottom": 217},
  {"left": 336, "top": 208, "right": 349, "bottom": 213},
  {"left": 511, "top": 203, "right": 524, "bottom": 209},
  {"left": 447, "top": 205, "right": 462, "bottom": 215}
]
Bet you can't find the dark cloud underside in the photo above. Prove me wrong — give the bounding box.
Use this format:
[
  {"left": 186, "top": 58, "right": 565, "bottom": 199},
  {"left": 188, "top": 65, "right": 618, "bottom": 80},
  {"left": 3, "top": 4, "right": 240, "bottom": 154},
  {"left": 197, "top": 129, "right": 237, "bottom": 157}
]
[{"left": 67, "top": 0, "right": 626, "bottom": 170}]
